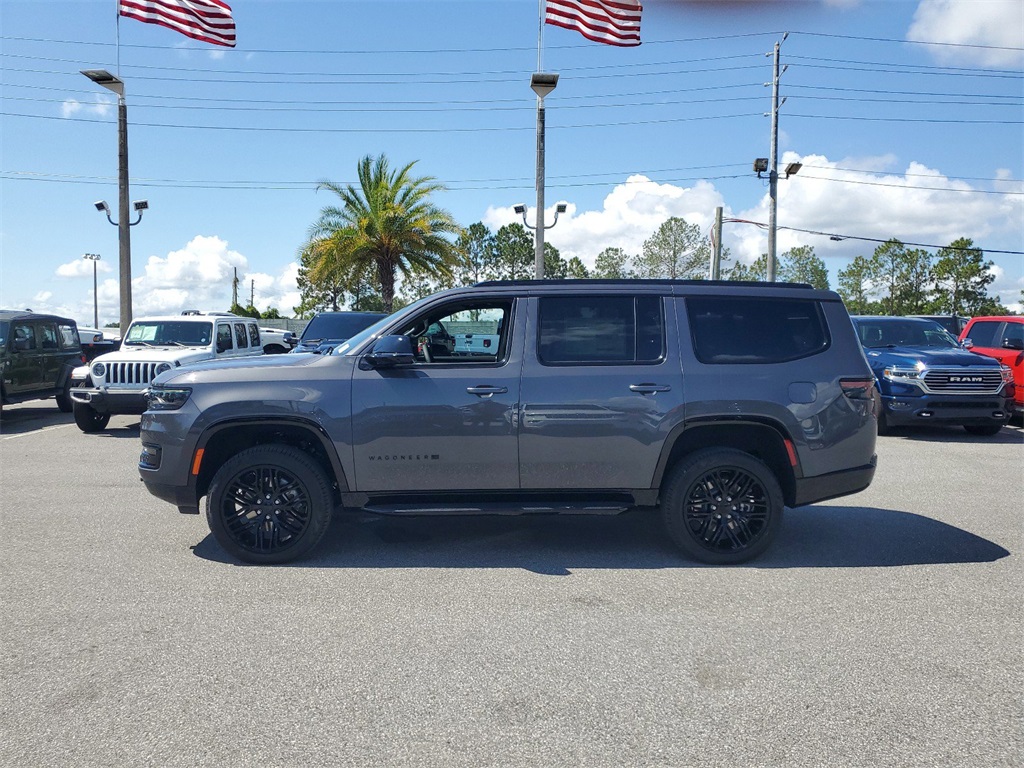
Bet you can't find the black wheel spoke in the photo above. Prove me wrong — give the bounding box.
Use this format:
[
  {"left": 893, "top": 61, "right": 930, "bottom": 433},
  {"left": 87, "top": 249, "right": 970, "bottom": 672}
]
[
  {"left": 683, "top": 465, "right": 770, "bottom": 555},
  {"left": 218, "top": 463, "right": 312, "bottom": 554}
]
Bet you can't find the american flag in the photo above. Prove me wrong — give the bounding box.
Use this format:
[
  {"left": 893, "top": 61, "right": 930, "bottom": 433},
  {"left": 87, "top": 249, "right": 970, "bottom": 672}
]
[
  {"left": 545, "top": 0, "right": 643, "bottom": 47},
  {"left": 119, "top": 0, "right": 236, "bottom": 48}
]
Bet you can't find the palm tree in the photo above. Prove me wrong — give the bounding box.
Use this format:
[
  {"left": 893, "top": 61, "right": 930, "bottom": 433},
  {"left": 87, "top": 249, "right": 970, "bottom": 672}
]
[{"left": 304, "top": 154, "right": 463, "bottom": 313}]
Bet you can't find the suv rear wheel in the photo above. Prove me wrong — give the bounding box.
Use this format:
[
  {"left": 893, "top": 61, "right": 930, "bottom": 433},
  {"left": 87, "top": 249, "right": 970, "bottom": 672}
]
[
  {"left": 56, "top": 380, "right": 73, "bottom": 413},
  {"left": 206, "top": 444, "right": 333, "bottom": 564},
  {"left": 661, "top": 449, "right": 783, "bottom": 565}
]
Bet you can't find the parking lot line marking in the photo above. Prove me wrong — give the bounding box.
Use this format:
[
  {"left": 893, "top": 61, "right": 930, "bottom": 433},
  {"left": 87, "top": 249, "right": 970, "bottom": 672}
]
[{"left": 1, "top": 423, "right": 77, "bottom": 440}]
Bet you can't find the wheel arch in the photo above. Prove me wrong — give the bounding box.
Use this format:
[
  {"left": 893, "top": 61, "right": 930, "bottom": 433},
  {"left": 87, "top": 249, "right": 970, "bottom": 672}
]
[
  {"left": 194, "top": 418, "right": 349, "bottom": 504},
  {"left": 653, "top": 419, "right": 798, "bottom": 506}
]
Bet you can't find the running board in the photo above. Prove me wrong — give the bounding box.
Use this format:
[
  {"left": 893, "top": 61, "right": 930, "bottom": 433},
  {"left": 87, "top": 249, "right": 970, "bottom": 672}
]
[{"left": 361, "top": 501, "right": 631, "bottom": 516}]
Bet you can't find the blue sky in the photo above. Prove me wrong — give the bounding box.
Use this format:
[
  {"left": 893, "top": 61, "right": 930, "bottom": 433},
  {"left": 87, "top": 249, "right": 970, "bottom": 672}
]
[{"left": 1, "top": 0, "right": 1022, "bottom": 327}]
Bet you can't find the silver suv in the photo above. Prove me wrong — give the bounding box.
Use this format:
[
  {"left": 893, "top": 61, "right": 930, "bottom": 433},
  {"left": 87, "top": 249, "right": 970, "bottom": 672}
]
[{"left": 139, "top": 280, "right": 878, "bottom": 565}]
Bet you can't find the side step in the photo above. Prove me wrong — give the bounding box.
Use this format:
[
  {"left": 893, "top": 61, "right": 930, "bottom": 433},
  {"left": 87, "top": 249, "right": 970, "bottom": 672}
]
[{"left": 361, "top": 501, "right": 631, "bottom": 516}]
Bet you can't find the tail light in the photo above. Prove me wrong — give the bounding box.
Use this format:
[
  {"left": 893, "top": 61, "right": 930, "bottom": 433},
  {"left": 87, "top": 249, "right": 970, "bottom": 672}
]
[{"left": 840, "top": 377, "right": 876, "bottom": 400}]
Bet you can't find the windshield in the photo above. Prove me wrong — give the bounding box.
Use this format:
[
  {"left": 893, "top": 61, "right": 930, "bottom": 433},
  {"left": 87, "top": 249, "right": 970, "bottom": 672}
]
[
  {"left": 125, "top": 321, "right": 213, "bottom": 346},
  {"left": 332, "top": 313, "right": 401, "bottom": 355},
  {"left": 856, "top": 320, "right": 959, "bottom": 349},
  {"left": 301, "top": 313, "right": 387, "bottom": 342}
]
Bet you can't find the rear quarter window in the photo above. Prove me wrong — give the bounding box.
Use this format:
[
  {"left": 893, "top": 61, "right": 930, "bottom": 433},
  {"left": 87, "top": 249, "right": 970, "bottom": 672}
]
[{"left": 687, "top": 297, "right": 829, "bottom": 364}]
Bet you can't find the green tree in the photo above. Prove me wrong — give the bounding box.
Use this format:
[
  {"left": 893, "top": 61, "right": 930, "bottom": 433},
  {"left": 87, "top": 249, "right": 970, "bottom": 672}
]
[
  {"left": 728, "top": 254, "right": 768, "bottom": 282},
  {"left": 543, "top": 243, "right": 567, "bottom": 279},
  {"left": 454, "top": 222, "right": 500, "bottom": 285},
  {"left": 262, "top": 307, "right": 283, "bottom": 320},
  {"left": 868, "top": 239, "right": 932, "bottom": 315},
  {"left": 566, "top": 256, "right": 590, "bottom": 279},
  {"left": 229, "top": 302, "right": 260, "bottom": 319},
  {"left": 302, "top": 154, "right": 462, "bottom": 313},
  {"left": 634, "top": 217, "right": 708, "bottom": 279},
  {"left": 837, "top": 255, "right": 876, "bottom": 315},
  {"left": 493, "top": 223, "right": 534, "bottom": 280},
  {"left": 779, "top": 245, "right": 830, "bottom": 290},
  {"left": 593, "top": 247, "right": 633, "bottom": 279},
  {"left": 930, "top": 237, "right": 999, "bottom": 315}
]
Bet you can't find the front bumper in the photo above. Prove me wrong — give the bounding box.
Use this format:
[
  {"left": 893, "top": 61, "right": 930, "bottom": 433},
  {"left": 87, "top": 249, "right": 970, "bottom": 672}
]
[
  {"left": 70, "top": 386, "right": 149, "bottom": 415},
  {"left": 879, "top": 393, "right": 1012, "bottom": 427}
]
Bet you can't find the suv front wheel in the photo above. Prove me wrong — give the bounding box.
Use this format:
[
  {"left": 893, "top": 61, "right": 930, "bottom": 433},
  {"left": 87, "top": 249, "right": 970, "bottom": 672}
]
[
  {"left": 73, "top": 402, "right": 110, "bottom": 432},
  {"left": 661, "top": 449, "right": 783, "bottom": 565},
  {"left": 206, "top": 444, "right": 334, "bottom": 564}
]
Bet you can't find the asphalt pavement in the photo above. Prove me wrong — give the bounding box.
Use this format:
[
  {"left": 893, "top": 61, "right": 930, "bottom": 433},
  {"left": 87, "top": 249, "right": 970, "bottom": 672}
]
[{"left": 1, "top": 403, "right": 1021, "bottom": 767}]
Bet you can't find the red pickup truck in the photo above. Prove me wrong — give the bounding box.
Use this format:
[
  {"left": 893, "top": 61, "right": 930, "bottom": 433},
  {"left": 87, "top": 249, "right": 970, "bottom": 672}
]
[{"left": 960, "top": 316, "right": 1024, "bottom": 420}]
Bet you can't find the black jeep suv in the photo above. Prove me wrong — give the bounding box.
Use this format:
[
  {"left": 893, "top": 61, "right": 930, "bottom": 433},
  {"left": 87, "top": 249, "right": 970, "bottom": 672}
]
[
  {"left": 139, "top": 280, "right": 879, "bottom": 565},
  {"left": 0, "top": 310, "right": 84, "bottom": 413}
]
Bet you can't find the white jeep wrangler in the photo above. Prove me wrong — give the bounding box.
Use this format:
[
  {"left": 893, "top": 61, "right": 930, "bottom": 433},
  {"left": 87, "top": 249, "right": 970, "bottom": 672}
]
[{"left": 70, "top": 311, "right": 263, "bottom": 432}]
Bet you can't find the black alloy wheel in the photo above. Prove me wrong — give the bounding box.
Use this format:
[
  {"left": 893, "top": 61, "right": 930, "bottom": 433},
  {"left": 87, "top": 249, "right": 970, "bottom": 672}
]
[
  {"left": 662, "top": 449, "right": 783, "bottom": 565},
  {"left": 206, "top": 444, "right": 333, "bottom": 564}
]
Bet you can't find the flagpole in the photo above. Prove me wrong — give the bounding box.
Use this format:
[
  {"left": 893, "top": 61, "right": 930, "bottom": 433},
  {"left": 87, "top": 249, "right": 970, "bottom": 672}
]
[
  {"left": 115, "top": 0, "right": 120, "bottom": 75},
  {"left": 537, "top": 0, "right": 544, "bottom": 71}
]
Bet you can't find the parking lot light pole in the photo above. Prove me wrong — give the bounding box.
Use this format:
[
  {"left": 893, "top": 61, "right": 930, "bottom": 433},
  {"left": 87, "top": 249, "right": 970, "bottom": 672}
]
[
  {"left": 81, "top": 69, "right": 136, "bottom": 333},
  {"left": 530, "top": 72, "right": 558, "bottom": 279},
  {"left": 83, "top": 253, "right": 101, "bottom": 327}
]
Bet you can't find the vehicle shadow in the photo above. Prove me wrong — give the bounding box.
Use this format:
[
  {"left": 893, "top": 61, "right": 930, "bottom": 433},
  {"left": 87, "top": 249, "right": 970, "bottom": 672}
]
[
  {"left": 0, "top": 406, "right": 73, "bottom": 435},
  {"left": 191, "top": 505, "right": 1010, "bottom": 573}
]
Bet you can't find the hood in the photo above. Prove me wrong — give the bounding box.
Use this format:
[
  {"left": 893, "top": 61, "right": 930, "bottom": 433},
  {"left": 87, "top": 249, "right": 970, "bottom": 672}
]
[
  {"left": 155, "top": 350, "right": 328, "bottom": 385},
  {"left": 864, "top": 346, "right": 1002, "bottom": 369},
  {"left": 93, "top": 345, "right": 217, "bottom": 367}
]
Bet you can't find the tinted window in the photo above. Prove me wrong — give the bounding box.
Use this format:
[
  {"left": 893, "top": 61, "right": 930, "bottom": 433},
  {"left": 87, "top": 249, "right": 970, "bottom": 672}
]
[
  {"left": 13, "top": 323, "right": 36, "bottom": 350},
  {"left": 234, "top": 323, "right": 248, "bottom": 349},
  {"left": 38, "top": 323, "right": 58, "bottom": 350},
  {"left": 966, "top": 321, "right": 1000, "bottom": 348},
  {"left": 248, "top": 324, "right": 260, "bottom": 347},
  {"left": 217, "top": 324, "right": 233, "bottom": 352},
  {"left": 538, "top": 296, "right": 665, "bottom": 365},
  {"left": 1004, "top": 322, "right": 1024, "bottom": 345},
  {"left": 688, "top": 297, "right": 828, "bottom": 364}
]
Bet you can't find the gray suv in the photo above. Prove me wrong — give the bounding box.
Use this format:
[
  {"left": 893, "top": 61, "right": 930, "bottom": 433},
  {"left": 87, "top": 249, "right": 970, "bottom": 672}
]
[{"left": 139, "top": 280, "right": 878, "bottom": 565}]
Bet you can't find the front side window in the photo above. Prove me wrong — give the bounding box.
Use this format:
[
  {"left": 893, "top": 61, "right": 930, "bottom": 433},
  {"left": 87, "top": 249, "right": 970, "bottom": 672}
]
[
  {"left": 216, "top": 323, "right": 233, "bottom": 352},
  {"left": 688, "top": 297, "right": 829, "bottom": 364},
  {"left": 965, "top": 321, "right": 1000, "bottom": 348},
  {"left": 395, "top": 301, "right": 512, "bottom": 364},
  {"left": 13, "top": 323, "right": 35, "bottom": 350}
]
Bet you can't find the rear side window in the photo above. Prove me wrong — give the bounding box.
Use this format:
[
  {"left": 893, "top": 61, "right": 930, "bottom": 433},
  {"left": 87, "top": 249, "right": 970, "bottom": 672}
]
[
  {"left": 1004, "top": 322, "right": 1024, "bottom": 345},
  {"left": 248, "top": 324, "right": 260, "bottom": 348},
  {"left": 538, "top": 295, "right": 665, "bottom": 365},
  {"left": 688, "top": 297, "right": 829, "bottom": 364},
  {"left": 38, "top": 323, "right": 59, "bottom": 350},
  {"left": 234, "top": 323, "right": 248, "bottom": 349},
  {"left": 59, "top": 324, "right": 78, "bottom": 348},
  {"left": 965, "top": 321, "right": 1000, "bottom": 348}
]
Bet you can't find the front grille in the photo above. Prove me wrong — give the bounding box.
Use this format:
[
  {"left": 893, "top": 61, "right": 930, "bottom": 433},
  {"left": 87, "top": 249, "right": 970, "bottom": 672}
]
[
  {"left": 921, "top": 367, "right": 1004, "bottom": 395},
  {"left": 107, "top": 361, "right": 160, "bottom": 387}
]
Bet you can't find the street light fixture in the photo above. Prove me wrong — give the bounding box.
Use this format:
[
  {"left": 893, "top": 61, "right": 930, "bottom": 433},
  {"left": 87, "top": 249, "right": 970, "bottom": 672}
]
[
  {"left": 83, "top": 253, "right": 101, "bottom": 328},
  {"left": 94, "top": 198, "right": 148, "bottom": 227},
  {"left": 530, "top": 72, "right": 559, "bottom": 279},
  {"left": 81, "top": 68, "right": 136, "bottom": 334},
  {"left": 514, "top": 202, "right": 567, "bottom": 230}
]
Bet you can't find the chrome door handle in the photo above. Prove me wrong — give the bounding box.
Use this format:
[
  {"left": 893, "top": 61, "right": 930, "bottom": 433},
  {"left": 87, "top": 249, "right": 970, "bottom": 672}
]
[
  {"left": 466, "top": 385, "right": 508, "bottom": 397},
  {"left": 629, "top": 383, "right": 671, "bottom": 394}
]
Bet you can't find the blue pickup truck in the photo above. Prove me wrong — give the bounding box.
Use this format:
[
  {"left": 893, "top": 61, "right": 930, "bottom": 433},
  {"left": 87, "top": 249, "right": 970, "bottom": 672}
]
[{"left": 851, "top": 316, "right": 1013, "bottom": 436}]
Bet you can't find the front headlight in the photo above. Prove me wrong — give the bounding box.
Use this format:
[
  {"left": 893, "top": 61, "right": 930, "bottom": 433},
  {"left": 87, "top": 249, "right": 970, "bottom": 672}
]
[
  {"left": 146, "top": 386, "right": 192, "bottom": 410},
  {"left": 91, "top": 362, "right": 106, "bottom": 378},
  {"left": 882, "top": 366, "right": 922, "bottom": 382}
]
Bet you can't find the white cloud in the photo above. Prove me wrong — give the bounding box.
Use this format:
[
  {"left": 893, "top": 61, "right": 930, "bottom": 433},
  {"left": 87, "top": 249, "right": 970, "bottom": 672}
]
[
  {"left": 56, "top": 257, "right": 114, "bottom": 279},
  {"left": 909, "top": 0, "right": 1024, "bottom": 67},
  {"left": 61, "top": 95, "right": 115, "bottom": 119},
  {"left": 484, "top": 175, "right": 725, "bottom": 268}
]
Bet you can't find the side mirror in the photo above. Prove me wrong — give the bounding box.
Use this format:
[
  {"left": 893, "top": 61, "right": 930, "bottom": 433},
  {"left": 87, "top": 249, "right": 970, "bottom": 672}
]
[
  {"left": 961, "top": 338, "right": 974, "bottom": 349},
  {"left": 364, "top": 335, "right": 416, "bottom": 368},
  {"left": 1002, "top": 337, "right": 1024, "bottom": 351}
]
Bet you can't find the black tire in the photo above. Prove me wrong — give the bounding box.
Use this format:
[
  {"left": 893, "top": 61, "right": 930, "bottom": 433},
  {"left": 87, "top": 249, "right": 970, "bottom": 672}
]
[
  {"left": 73, "top": 402, "right": 110, "bottom": 432},
  {"left": 661, "top": 448, "right": 783, "bottom": 565},
  {"left": 56, "top": 380, "right": 73, "bottom": 413},
  {"left": 964, "top": 423, "right": 1003, "bottom": 436},
  {"left": 876, "top": 409, "right": 893, "bottom": 436},
  {"left": 206, "top": 444, "right": 333, "bottom": 564}
]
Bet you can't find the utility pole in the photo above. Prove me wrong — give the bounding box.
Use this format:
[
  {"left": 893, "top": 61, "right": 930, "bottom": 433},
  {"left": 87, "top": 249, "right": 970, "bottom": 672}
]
[
  {"left": 232, "top": 267, "right": 239, "bottom": 307},
  {"left": 766, "top": 33, "right": 788, "bottom": 282},
  {"left": 710, "top": 207, "right": 723, "bottom": 280},
  {"left": 251, "top": 280, "right": 255, "bottom": 308}
]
